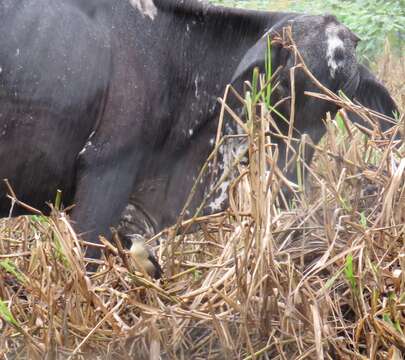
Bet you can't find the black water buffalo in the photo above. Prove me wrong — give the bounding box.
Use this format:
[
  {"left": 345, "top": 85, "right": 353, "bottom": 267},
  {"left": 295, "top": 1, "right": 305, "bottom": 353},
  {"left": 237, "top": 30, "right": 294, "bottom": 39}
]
[{"left": 0, "top": 0, "right": 398, "bottom": 258}]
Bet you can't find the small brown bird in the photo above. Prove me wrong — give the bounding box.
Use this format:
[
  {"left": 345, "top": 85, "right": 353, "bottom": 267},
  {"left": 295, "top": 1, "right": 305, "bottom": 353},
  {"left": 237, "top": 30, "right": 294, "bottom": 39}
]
[{"left": 129, "top": 235, "right": 162, "bottom": 279}]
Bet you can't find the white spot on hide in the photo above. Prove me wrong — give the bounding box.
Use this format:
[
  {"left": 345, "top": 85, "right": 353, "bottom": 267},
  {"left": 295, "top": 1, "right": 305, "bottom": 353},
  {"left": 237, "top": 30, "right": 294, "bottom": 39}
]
[
  {"left": 129, "top": 0, "right": 157, "bottom": 20},
  {"left": 208, "top": 180, "right": 229, "bottom": 212},
  {"left": 194, "top": 74, "right": 199, "bottom": 98},
  {"left": 78, "top": 131, "right": 97, "bottom": 157},
  {"left": 206, "top": 124, "right": 248, "bottom": 213},
  {"left": 78, "top": 141, "right": 92, "bottom": 156}
]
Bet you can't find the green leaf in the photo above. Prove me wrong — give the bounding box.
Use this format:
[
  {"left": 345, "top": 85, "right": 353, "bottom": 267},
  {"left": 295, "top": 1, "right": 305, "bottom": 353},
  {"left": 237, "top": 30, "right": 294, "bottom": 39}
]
[
  {"left": 335, "top": 113, "right": 346, "bottom": 135},
  {"left": 344, "top": 254, "right": 356, "bottom": 290},
  {"left": 324, "top": 267, "right": 344, "bottom": 290},
  {"left": 0, "top": 298, "right": 19, "bottom": 327},
  {"left": 360, "top": 212, "right": 368, "bottom": 229},
  {"left": 0, "top": 260, "right": 26, "bottom": 284}
]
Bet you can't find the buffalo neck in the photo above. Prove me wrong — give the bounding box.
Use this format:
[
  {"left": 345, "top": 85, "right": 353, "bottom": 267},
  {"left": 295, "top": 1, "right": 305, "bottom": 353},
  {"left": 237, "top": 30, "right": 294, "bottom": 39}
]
[{"left": 110, "top": 1, "right": 290, "bottom": 149}]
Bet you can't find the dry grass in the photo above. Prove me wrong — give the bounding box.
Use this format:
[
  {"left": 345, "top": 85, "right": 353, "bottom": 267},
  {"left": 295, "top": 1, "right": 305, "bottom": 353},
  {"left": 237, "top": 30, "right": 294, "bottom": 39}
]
[{"left": 0, "top": 46, "right": 404, "bottom": 359}]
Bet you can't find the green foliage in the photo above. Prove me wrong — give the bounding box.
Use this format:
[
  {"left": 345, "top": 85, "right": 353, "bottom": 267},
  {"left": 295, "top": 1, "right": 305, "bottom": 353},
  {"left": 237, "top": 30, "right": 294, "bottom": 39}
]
[
  {"left": 360, "top": 211, "right": 368, "bottom": 228},
  {"left": 335, "top": 113, "right": 347, "bottom": 136},
  {"left": 210, "top": 0, "right": 405, "bottom": 62},
  {"left": 0, "top": 259, "right": 26, "bottom": 284},
  {"left": 264, "top": 35, "right": 272, "bottom": 108},
  {"left": 288, "top": 0, "right": 404, "bottom": 62},
  {"left": 54, "top": 189, "right": 62, "bottom": 211},
  {"left": 0, "top": 298, "right": 19, "bottom": 328},
  {"left": 344, "top": 254, "right": 356, "bottom": 291},
  {"left": 383, "top": 313, "right": 404, "bottom": 334},
  {"left": 324, "top": 267, "right": 344, "bottom": 289},
  {"left": 192, "top": 269, "right": 203, "bottom": 281},
  {"left": 30, "top": 214, "right": 49, "bottom": 224}
]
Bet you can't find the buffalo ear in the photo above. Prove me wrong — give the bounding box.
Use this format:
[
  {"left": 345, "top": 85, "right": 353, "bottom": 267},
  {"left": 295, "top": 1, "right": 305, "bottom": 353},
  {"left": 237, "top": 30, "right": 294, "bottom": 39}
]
[{"left": 347, "top": 64, "right": 398, "bottom": 131}]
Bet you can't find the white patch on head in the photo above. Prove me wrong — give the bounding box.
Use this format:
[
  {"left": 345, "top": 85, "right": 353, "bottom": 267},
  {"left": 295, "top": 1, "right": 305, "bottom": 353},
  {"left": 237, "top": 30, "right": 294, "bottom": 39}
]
[
  {"left": 325, "top": 25, "right": 345, "bottom": 78},
  {"left": 126, "top": 204, "right": 136, "bottom": 212},
  {"left": 129, "top": 0, "right": 157, "bottom": 20},
  {"left": 122, "top": 213, "right": 134, "bottom": 222},
  {"left": 0, "top": 66, "right": 2, "bottom": 74},
  {"left": 188, "top": 129, "right": 194, "bottom": 136}
]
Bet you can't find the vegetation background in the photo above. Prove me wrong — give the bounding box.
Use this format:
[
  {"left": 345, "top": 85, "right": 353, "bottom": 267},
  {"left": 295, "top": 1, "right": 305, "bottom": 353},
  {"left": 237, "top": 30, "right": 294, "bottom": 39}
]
[{"left": 211, "top": 0, "right": 405, "bottom": 62}]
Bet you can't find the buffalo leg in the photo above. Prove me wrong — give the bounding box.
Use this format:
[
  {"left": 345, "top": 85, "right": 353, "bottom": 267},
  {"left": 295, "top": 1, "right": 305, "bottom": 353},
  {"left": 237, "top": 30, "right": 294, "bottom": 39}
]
[{"left": 71, "top": 146, "right": 140, "bottom": 264}]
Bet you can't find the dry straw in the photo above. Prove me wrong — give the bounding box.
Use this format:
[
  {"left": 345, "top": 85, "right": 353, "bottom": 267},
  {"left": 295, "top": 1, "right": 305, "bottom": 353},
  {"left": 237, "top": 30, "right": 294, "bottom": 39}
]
[{"left": 0, "top": 39, "right": 404, "bottom": 359}]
